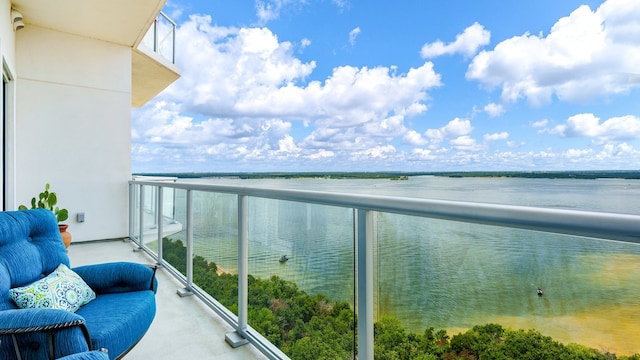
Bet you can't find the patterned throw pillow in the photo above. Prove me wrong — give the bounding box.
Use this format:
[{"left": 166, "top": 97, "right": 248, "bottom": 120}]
[{"left": 10, "top": 264, "right": 96, "bottom": 312}]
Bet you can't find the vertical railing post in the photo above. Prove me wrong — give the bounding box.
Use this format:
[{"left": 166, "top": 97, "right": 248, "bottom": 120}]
[
  {"left": 153, "top": 17, "right": 158, "bottom": 52},
  {"left": 156, "top": 186, "right": 164, "bottom": 266},
  {"left": 128, "top": 183, "right": 134, "bottom": 241},
  {"left": 135, "top": 185, "right": 145, "bottom": 251},
  {"left": 226, "top": 194, "right": 249, "bottom": 347},
  {"left": 171, "top": 18, "right": 176, "bottom": 64},
  {"left": 177, "top": 189, "right": 194, "bottom": 297},
  {"left": 356, "top": 209, "right": 374, "bottom": 360}
]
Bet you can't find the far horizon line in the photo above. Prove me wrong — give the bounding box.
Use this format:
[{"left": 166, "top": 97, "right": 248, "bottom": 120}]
[{"left": 133, "top": 170, "right": 640, "bottom": 180}]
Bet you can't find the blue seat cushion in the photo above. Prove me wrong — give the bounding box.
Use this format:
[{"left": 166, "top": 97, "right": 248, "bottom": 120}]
[{"left": 76, "top": 291, "right": 156, "bottom": 359}]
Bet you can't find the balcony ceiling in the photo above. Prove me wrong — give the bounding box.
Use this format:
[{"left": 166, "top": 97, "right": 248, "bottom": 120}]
[{"left": 11, "top": 0, "right": 166, "bottom": 47}]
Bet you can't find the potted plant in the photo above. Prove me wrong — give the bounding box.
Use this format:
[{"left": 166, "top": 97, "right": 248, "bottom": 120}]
[{"left": 19, "top": 183, "right": 72, "bottom": 248}]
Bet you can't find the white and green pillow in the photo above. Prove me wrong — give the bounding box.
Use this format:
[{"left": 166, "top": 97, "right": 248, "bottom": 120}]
[{"left": 10, "top": 264, "right": 96, "bottom": 312}]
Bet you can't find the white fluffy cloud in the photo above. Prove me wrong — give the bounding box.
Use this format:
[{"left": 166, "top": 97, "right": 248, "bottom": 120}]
[
  {"left": 484, "top": 102, "right": 505, "bottom": 117},
  {"left": 483, "top": 132, "right": 509, "bottom": 142},
  {"left": 424, "top": 118, "right": 473, "bottom": 145},
  {"left": 255, "top": 0, "right": 298, "bottom": 24},
  {"left": 421, "top": 23, "right": 491, "bottom": 58},
  {"left": 551, "top": 113, "right": 640, "bottom": 144},
  {"left": 466, "top": 0, "right": 640, "bottom": 105},
  {"left": 136, "top": 15, "right": 442, "bottom": 165},
  {"left": 350, "top": 145, "right": 397, "bottom": 160},
  {"left": 132, "top": 2, "right": 640, "bottom": 172},
  {"left": 170, "top": 15, "right": 441, "bottom": 123},
  {"left": 403, "top": 130, "right": 428, "bottom": 146}
]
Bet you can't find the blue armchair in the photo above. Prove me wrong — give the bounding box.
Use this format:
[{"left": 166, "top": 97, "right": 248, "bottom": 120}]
[{"left": 0, "top": 209, "right": 157, "bottom": 359}]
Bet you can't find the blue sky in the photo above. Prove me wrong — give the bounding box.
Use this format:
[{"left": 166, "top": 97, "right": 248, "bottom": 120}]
[{"left": 132, "top": 0, "right": 640, "bottom": 173}]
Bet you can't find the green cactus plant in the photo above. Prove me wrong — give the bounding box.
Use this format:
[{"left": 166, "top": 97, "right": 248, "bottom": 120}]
[{"left": 18, "top": 183, "right": 69, "bottom": 223}]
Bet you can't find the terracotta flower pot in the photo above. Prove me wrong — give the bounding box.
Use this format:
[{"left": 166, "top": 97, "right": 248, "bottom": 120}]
[{"left": 59, "top": 224, "right": 72, "bottom": 249}]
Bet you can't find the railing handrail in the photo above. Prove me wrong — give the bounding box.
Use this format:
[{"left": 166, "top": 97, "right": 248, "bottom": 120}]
[
  {"left": 158, "top": 11, "right": 177, "bottom": 27},
  {"left": 130, "top": 179, "right": 640, "bottom": 244}
]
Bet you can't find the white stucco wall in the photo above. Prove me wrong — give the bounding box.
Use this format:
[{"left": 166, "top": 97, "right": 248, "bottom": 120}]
[
  {"left": 0, "top": 1, "right": 16, "bottom": 72},
  {"left": 1, "top": 0, "right": 17, "bottom": 210},
  {"left": 15, "top": 25, "right": 132, "bottom": 242}
]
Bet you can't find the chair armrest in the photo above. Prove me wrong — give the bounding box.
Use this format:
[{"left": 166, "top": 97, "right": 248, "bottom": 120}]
[
  {"left": 57, "top": 350, "right": 110, "bottom": 360},
  {"left": 0, "top": 309, "right": 93, "bottom": 358},
  {"left": 0, "top": 308, "right": 85, "bottom": 334},
  {"left": 73, "top": 262, "right": 158, "bottom": 294}
]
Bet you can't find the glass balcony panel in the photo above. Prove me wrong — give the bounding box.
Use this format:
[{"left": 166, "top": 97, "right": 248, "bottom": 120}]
[
  {"left": 162, "top": 188, "right": 187, "bottom": 276},
  {"left": 130, "top": 184, "right": 141, "bottom": 242},
  {"left": 247, "top": 198, "right": 356, "bottom": 358},
  {"left": 374, "top": 212, "right": 640, "bottom": 357},
  {"left": 140, "top": 12, "right": 176, "bottom": 64},
  {"left": 155, "top": 13, "right": 176, "bottom": 63},
  {"left": 173, "top": 190, "right": 239, "bottom": 311},
  {"left": 140, "top": 185, "right": 159, "bottom": 251}
]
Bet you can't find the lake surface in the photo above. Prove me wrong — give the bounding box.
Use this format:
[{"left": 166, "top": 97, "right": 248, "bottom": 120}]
[{"left": 169, "top": 176, "right": 640, "bottom": 355}]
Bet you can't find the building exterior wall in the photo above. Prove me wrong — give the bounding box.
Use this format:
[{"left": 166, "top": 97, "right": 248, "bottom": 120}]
[
  {"left": 14, "top": 24, "right": 132, "bottom": 241},
  {"left": 1, "top": 0, "right": 18, "bottom": 211}
]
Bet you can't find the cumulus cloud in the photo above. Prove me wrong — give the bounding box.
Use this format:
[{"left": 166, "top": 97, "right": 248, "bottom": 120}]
[
  {"left": 300, "top": 38, "right": 311, "bottom": 49},
  {"left": 307, "top": 149, "right": 335, "bottom": 160},
  {"left": 450, "top": 135, "right": 482, "bottom": 151},
  {"left": 484, "top": 102, "right": 505, "bottom": 117},
  {"left": 421, "top": 22, "right": 491, "bottom": 58},
  {"left": 255, "top": 0, "right": 301, "bottom": 24},
  {"left": 483, "top": 132, "right": 509, "bottom": 142},
  {"left": 531, "top": 119, "right": 549, "bottom": 128},
  {"left": 173, "top": 16, "right": 440, "bottom": 121},
  {"left": 551, "top": 113, "right": 640, "bottom": 144},
  {"left": 403, "top": 130, "right": 428, "bottom": 146},
  {"left": 466, "top": 0, "right": 640, "bottom": 105},
  {"left": 350, "top": 145, "right": 396, "bottom": 160},
  {"left": 146, "top": 15, "right": 441, "bottom": 158},
  {"left": 132, "top": 4, "right": 640, "bottom": 173},
  {"left": 411, "top": 148, "right": 435, "bottom": 160},
  {"left": 424, "top": 118, "right": 474, "bottom": 145}
]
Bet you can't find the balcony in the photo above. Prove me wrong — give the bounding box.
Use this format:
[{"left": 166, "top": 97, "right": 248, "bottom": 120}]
[
  {"left": 123, "top": 178, "right": 640, "bottom": 359},
  {"left": 11, "top": 0, "right": 180, "bottom": 108},
  {"left": 68, "top": 239, "right": 267, "bottom": 359},
  {"left": 133, "top": 11, "right": 181, "bottom": 107}
]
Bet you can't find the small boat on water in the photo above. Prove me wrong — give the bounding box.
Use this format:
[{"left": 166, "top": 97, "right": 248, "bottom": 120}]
[
  {"left": 279, "top": 254, "right": 289, "bottom": 263},
  {"left": 537, "top": 288, "right": 544, "bottom": 296}
]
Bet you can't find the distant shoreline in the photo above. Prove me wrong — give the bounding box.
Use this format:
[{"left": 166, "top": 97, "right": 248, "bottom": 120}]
[{"left": 134, "top": 170, "right": 640, "bottom": 180}]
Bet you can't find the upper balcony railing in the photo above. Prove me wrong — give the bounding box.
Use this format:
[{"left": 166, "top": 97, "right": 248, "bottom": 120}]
[
  {"left": 128, "top": 179, "right": 640, "bottom": 359},
  {"left": 140, "top": 11, "right": 176, "bottom": 64}
]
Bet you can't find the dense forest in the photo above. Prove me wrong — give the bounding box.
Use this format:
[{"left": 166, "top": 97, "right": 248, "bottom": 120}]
[
  {"left": 137, "top": 170, "right": 640, "bottom": 180},
  {"left": 162, "top": 238, "right": 639, "bottom": 359}
]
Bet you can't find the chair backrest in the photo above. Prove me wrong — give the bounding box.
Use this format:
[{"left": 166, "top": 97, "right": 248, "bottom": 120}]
[{"left": 0, "top": 209, "right": 69, "bottom": 310}]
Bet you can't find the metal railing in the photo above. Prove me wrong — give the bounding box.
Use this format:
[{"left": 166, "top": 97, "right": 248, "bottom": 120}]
[
  {"left": 128, "top": 179, "right": 640, "bottom": 360},
  {"left": 140, "top": 11, "right": 176, "bottom": 64}
]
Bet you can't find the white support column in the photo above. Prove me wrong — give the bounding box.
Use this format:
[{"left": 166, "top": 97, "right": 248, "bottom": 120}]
[
  {"left": 226, "top": 194, "right": 250, "bottom": 347},
  {"left": 356, "top": 209, "right": 374, "bottom": 360}
]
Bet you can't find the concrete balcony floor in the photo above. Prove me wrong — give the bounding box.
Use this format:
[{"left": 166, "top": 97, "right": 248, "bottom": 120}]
[{"left": 68, "top": 239, "right": 268, "bottom": 360}]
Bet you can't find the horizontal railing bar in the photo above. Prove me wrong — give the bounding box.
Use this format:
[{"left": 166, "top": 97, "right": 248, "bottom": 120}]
[
  {"left": 130, "top": 180, "right": 640, "bottom": 244},
  {"left": 158, "top": 11, "right": 177, "bottom": 27}
]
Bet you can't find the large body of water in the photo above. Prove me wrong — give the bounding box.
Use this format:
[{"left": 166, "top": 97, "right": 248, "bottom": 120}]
[{"left": 168, "top": 176, "right": 640, "bottom": 355}]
